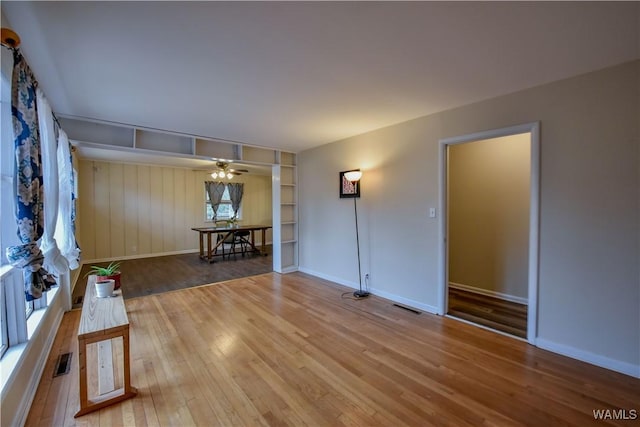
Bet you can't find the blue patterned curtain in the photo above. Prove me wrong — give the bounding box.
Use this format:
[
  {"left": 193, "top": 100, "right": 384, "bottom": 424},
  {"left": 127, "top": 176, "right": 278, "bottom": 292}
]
[
  {"left": 226, "top": 183, "right": 244, "bottom": 219},
  {"left": 5, "top": 50, "right": 56, "bottom": 301},
  {"left": 205, "top": 181, "right": 226, "bottom": 221}
]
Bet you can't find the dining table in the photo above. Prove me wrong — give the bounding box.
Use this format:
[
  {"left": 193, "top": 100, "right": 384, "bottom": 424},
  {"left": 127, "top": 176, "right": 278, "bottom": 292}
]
[{"left": 191, "top": 224, "right": 272, "bottom": 263}]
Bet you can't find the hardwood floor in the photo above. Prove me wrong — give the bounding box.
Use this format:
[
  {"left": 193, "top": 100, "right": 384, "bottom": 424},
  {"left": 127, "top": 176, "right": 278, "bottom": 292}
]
[
  {"left": 448, "top": 288, "right": 528, "bottom": 338},
  {"left": 28, "top": 273, "right": 639, "bottom": 426}
]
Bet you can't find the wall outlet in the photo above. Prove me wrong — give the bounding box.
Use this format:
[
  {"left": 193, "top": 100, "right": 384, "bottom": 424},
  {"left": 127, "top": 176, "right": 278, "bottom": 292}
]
[{"left": 429, "top": 208, "right": 436, "bottom": 218}]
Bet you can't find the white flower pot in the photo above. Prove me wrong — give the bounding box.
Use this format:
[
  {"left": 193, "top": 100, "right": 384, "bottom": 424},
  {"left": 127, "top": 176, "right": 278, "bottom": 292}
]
[{"left": 95, "top": 279, "right": 115, "bottom": 298}]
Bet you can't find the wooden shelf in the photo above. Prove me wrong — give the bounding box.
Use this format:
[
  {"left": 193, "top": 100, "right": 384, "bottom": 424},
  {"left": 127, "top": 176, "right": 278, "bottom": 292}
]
[{"left": 280, "top": 152, "right": 296, "bottom": 166}]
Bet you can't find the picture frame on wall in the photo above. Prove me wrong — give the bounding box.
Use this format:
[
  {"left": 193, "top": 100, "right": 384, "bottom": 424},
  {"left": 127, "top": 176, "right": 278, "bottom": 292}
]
[{"left": 339, "top": 170, "right": 361, "bottom": 198}]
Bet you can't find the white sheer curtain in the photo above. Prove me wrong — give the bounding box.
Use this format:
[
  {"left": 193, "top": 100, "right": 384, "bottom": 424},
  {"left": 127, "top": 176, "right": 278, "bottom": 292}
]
[
  {"left": 36, "top": 88, "right": 68, "bottom": 276},
  {"left": 36, "top": 89, "right": 72, "bottom": 311},
  {"left": 54, "top": 129, "right": 80, "bottom": 270}
]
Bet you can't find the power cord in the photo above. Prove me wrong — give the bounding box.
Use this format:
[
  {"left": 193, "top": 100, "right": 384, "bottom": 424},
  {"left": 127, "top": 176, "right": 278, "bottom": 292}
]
[{"left": 341, "top": 274, "right": 372, "bottom": 300}]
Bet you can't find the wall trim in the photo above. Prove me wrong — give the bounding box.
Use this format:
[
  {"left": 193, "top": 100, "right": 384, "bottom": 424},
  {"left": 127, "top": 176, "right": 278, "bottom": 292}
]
[
  {"left": 298, "top": 267, "right": 359, "bottom": 290},
  {"left": 298, "top": 267, "right": 438, "bottom": 315},
  {"left": 299, "top": 268, "right": 638, "bottom": 379},
  {"left": 536, "top": 338, "right": 640, "bottom": 379},
  {"left": 3, "top": 296, "right": 64, "bottom": 427},
  {"left": 82, "top": 243, "right": 274, "bottom": 266},
  {"left": 369, "top": 288, "right": 439, "bottom": 315},
  {"left": 82, "top": 248, "right": 200, "bottom": 264},
  {"left": 281, "top": 266, "right": 299, "bottom": 274},
  {"left": 448, "top": 281, "right": 528, "bottom": 305},
  {"left": 438, "top": 121, "right": 540, "bottom": 345}
]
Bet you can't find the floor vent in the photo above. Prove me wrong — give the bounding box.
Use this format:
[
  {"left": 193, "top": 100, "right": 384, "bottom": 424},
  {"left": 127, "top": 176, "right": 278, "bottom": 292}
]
[
  {"left": 54, "top": 352, "right": 72, "bottom": 377},
  {"left": 393, "top": 303, "right": 421, "bottom": 315}
]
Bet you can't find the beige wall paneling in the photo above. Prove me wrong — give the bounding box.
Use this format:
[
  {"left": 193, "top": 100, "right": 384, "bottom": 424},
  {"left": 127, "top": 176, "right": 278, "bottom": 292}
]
[
  {"left": 109, "top": 163, "right": 126, "bottom": 256},
  {"left": 137, "top": 165, "right": 152, "bottom": 255},
  {"left": 173, "top": 168, "right": 187, "bottom": 251},
  {"left": 149, "top": 166, "right": 164, "bottom": 254},
  {"left": 77, "top": 161, "right": 94, "bottom": 261},
  {"left": 93, "top": 162, "right": 111, "bottom": 260},
  {"left": 123, "top": 164, "right": 138, "bottom": 256},
  {"left": 185, "top": 172, "right": 201, "bottom": 249},
  {"left": 161, "top": 168, "right": 175, "bottom": 253},
  {"left": 448, "top": 134, "right": 530, "bottom": 300},
  {"left": 76, "top": 162, "right": 273, "bottom": 260}
]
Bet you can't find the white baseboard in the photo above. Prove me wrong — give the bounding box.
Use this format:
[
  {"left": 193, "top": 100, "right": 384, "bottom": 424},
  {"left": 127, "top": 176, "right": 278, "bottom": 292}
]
[
  {"left": 9, "top": 300, "right": 64, "bottom": 427},
  {"left": 280, "top": 266, "right": 299, "bottom": 274},
  {"left": 536, "top": 338, "right": 640, "bottom": 379},
  {"left": 449, "top": 281, "right": 528, "bottom": 305},
  {"left": 298, "top": 267, "right": 360, "bottom": 290},
  {"left": 369, "top": 288, "right": 439, "bottom": 315},
  {"left": 298, "top": 267, "right": 438, "bottom": 315},
  {"left": 82, "top": 248, "right": 200, "bottom": 264}
]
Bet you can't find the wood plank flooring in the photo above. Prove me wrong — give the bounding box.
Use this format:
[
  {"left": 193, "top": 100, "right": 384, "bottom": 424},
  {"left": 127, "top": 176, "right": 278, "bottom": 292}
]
[
  {"left": 28, "top": 273, "right": 639, "bottom": 426},
  {"left": 73, "top": 249, "right": 272, "bottom": 304},
  {"left": 448, "top": 288, "right": 528, "bottom": 338}
]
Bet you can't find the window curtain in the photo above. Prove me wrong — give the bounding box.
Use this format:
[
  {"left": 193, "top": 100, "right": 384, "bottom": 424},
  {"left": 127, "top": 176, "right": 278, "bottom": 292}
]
[
  {"left": 205, "top": 181, "right": 226, "bottom": 221},
  {"left": 36, "top": 88, "right": 68, "bottom": 276},
  {"left": 54, "top": 128, "right": 80, "bottom": 270},
  {"left": 5, "top": 51, "right": 56, "bottom": 301},
  {"left": 226, "top": 182, "right": 244, "bottom": 219}
]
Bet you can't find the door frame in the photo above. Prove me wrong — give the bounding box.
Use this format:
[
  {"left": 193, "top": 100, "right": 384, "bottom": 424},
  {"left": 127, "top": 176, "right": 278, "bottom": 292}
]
[{"left": 437, "top": 122, "right": 540, "bottom": 344}]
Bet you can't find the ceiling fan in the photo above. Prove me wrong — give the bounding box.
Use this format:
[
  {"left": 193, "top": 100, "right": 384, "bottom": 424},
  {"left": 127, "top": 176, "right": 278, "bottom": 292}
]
[{"left": 209, "top": 161, "right": 248, "bottom": 179}]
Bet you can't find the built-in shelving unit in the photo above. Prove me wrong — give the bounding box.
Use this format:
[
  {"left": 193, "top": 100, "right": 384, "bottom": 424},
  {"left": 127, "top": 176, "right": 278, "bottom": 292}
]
[
  {"left": 59, "top": 115, "right": 299, "bottom": 273},
  {"left": 272, "top": 151, "right": 298, "bottom": 273}
]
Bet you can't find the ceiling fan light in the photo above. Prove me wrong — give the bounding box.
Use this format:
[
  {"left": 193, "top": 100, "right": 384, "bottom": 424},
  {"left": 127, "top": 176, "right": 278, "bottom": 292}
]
[
  {"left": 227, "top": 172, "right": 233, "bottom": 179},
  {"left": 211, "top": 171, "right": 217, "bottom": 179}
]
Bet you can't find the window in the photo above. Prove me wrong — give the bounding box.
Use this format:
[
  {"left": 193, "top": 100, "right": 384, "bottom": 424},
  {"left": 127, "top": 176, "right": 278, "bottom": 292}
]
[
  {"left": 0, "top": 282, "right": 7, "bottom": 358},
  {"left": 205, "top": 185, "right": 241, "bottom": 221},
  {"left": 25, "top": 300, "right": 33, "bottom": 320},
  {"left": 1, "top": 50, "right": 15, "bottom": 358},
  {"left": 0, "top": 48, "right": 55, "bottom": 362}
]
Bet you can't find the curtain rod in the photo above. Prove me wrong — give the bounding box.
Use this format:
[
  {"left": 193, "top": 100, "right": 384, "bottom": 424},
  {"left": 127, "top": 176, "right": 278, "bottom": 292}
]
[
  {"left": 1, "top": 28, "right": 64, "bottom": 131},
  {"left": 1, "top": 28, "right": 21, "bottom": 49}
]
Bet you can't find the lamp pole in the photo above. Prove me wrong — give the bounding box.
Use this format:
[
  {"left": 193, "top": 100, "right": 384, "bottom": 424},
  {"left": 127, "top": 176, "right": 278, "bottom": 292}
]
[
  {"left": 344, "top": 171, "right": 369, "bottom": 299},
  {"left": 352, "top": 194, "right": 368, "bottom": 298}
]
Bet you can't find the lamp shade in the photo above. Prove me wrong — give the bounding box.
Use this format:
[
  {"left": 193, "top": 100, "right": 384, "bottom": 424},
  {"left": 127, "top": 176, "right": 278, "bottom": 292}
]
[{"left": 344, "top": 170, "right": 362, "bottom": 182}]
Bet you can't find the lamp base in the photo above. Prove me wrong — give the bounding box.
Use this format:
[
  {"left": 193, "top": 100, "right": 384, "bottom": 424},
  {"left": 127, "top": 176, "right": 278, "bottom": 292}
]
[{"left": 353, "top": 290, "right": 370, "bottom": 298}]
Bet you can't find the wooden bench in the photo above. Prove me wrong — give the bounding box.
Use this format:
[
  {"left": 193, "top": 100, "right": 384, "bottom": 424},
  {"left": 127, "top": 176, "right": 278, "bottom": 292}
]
[{"left": 75, "top": 275, "right": 137, "bottom": 417}]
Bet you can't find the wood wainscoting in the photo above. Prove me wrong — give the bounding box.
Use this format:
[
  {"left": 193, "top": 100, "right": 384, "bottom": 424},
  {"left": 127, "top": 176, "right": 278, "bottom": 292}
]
[{"left": 27, "top": 273, "right": 639, "bottom": 426}]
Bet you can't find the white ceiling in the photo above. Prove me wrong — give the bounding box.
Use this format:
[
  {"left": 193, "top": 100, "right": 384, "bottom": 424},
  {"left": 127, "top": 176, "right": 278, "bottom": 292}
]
[{"left": 2, "top": 1, "right": 639, "bottom": 153}]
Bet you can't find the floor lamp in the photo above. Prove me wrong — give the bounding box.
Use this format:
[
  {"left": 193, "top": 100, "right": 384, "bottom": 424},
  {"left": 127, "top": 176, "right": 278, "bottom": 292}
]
[{"left": 344, "top": 170, "right": 369, "bottom": 298}]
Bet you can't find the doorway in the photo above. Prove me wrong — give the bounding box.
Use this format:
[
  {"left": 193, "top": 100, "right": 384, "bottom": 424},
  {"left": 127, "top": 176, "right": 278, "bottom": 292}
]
[{"left": 438, "top": 123, "right": 540, "bottom": 344}]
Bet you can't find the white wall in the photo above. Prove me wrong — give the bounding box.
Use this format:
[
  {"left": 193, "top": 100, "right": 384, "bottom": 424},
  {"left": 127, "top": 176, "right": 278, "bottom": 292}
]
[
  {"left": 298, "top": 60, "right": 640, "bottom": 376},
  {"left": 76, "top": 160, "right": 272, "bottom": 261},
  {"left": 448, "top": 134, "right": 530, "bottom": 299}
]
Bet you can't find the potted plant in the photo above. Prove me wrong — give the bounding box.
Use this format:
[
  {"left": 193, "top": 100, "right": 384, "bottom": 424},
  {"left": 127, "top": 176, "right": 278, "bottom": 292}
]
[{"left": 85, "top": 261, "right": 122, "bottom": 290}]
